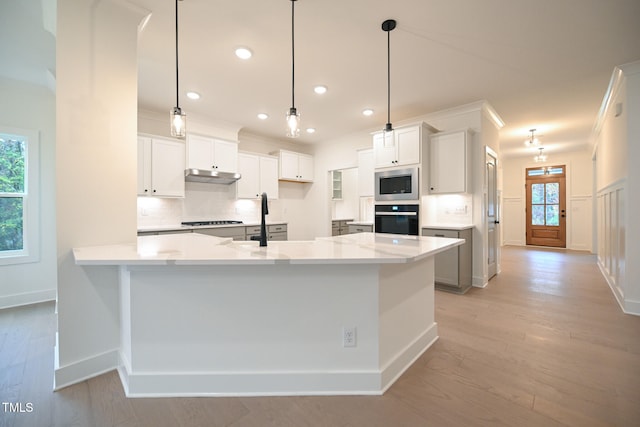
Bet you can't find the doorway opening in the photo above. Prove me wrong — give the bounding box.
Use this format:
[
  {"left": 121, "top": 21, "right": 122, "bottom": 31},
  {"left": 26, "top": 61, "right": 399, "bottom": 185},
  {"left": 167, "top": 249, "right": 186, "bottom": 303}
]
[{"left": 525, "top": 165, "right": 566, "bottom": 247}]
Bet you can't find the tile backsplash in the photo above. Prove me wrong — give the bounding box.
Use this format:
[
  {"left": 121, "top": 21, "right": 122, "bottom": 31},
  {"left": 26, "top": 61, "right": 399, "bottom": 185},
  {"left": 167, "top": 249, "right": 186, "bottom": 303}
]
[
  {"left": 421, "top": 193, "right": 473, "bottom": 225},
  {"left": 137, "top": 182, "right": 283, "bottom": 227}
]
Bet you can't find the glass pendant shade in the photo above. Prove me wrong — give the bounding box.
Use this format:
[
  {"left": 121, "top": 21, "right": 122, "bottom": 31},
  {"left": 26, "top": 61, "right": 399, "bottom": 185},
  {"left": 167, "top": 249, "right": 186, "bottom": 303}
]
[
  {"left": 286, "top": 107, "right": 300, "bottom": 138},
  {"left": 534, "top": 148, "right": 547, "bottom": 162},
  {"left": 170, "top": 107, "right": 186, "bottom": 138},
  {"left": 383, "top": 123, "right": 394, "bottom": 145}
]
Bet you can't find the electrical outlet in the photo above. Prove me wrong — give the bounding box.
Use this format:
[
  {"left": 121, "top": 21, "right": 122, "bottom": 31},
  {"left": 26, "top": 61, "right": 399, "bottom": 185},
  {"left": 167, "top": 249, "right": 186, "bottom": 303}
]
[
  {"left": 454, "top": 205, "right": 467, "bottom": 214},
  {"left": 343, "top": 326, "right": 357, "bottom": 347}
]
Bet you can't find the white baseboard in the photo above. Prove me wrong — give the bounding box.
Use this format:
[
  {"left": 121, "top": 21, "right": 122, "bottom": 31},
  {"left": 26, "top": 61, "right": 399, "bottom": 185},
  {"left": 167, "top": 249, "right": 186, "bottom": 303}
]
[
  {"left": 380, "top": 323, "right": 438, "bottom": 393},
  {"left": 54, "top": 348, "right": 119, "bottom": 391},
  {"left": 473, "top": 276, "right": 488, "bottom": 288},
  {"left": 597, "top": 260, "right": 640, "bottom": 317},
  {"left": 0, "top": 289, "right": 56, "bottom": 310},
  {"left": 117, "top": 325, "right": 439, "bottom": 398}
]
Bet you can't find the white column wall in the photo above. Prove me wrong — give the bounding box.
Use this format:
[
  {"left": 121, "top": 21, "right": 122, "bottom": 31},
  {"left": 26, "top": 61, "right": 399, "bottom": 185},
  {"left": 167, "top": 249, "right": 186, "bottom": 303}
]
[{"left": 55, "top": 0, "right": 150, "bottom": 388}]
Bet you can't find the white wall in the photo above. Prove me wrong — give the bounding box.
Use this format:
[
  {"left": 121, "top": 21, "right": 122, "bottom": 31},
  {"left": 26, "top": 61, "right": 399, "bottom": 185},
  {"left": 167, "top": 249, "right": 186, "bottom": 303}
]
[
  {"left": 593, "top": 61, "right": 640, "bottom": 315},
  {"left": 55, "top": 0, "right": 150, "bottom": 389},
  {"left": 501, "top": 148, "right": 593, "bottom": 251},
  {"left": 0, "top": 77, "right": 57, "bottom": 308}
]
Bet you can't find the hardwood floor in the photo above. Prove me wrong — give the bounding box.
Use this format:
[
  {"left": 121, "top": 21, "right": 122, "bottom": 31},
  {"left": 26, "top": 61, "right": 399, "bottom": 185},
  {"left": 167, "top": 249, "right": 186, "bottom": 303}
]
[{"left": 1, "top": 246, "right": 639, "bottom": 426}]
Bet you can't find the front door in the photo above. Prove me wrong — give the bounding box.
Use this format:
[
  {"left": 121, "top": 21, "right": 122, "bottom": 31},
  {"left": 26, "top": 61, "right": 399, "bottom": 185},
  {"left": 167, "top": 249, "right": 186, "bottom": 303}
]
[
  {"left": 487, "top": 150, "right": 498, "bottom": 279},
  {"left": 525, "top": 165, "right": 566, "bottom": 247}
]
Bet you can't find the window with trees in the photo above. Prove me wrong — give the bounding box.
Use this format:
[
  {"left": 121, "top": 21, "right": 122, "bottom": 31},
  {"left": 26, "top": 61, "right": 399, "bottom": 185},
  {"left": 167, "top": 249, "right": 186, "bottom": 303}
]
[{"left": 0, "top": 128, "right": 39, "bottom": 264}]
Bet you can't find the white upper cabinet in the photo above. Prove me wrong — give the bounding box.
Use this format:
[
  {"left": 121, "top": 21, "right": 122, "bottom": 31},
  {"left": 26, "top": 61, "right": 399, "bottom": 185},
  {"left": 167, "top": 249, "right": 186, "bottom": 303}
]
[
  {"left": 237, "top": 153, "right": 279, "bottom": 199},
  {"left": 428, "top": 129, "right": 470, "bottom": 194},
  {"left": 137, "top": 136, "right": 185, "bottom": 198},
  {"left": 373, "top": 124, "right": 423, "bottom": 168},
  {"left": 357, "top": 148, "right": 374, "bottom": 196},
  {"left": 186, "top": 134, "right": 238, "bottom": 173},
  {"left": 275, "top": 150, "right": 314, "bottom": 182}
]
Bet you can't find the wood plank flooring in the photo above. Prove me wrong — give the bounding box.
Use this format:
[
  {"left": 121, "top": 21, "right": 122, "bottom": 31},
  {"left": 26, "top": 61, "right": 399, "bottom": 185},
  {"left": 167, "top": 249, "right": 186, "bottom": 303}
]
[{"left": 1, "top": 246, "right": 639, "bottom": 426}]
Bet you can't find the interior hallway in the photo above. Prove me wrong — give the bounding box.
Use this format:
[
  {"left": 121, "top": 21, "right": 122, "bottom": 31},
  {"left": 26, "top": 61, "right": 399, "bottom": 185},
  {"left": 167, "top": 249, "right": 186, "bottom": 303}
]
[{"left": 1, "top": 246, "right": 639, "bottom": 426}]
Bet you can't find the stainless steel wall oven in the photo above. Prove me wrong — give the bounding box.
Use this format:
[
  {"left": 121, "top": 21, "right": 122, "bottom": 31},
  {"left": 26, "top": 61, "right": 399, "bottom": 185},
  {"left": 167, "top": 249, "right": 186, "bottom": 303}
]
[{"left": 374, "top": 204, "right": 419, "bottom": 236}]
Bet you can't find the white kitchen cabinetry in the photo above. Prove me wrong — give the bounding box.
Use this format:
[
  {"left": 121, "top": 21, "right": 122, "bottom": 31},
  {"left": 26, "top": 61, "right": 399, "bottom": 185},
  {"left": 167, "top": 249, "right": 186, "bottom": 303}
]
[
  {"left": 275, "top": 150, "right": 314, "bottom": 182},
  {"left": 428, "top": 129, "right": 470, "bottom": 194},
  {"left": 357, "top": 148, "right": 374, "bottom": 196},
  {"left": 332, "top": 170, "right": 342, "bottom": 200},
  {"left": 187, "top": 134, "right": 238, "bottom": 173},
  {"left": 137, "top": 136, "right": 185, "bottom": 198},
  {"left": 422, "top": 227, "right": 473, "bottom": 293},
  {"left": 373, "top": 124, "right": 425, "bottom": 169},
  {"left": 237, "top": 153, "right": 279, "bottom": 199}
]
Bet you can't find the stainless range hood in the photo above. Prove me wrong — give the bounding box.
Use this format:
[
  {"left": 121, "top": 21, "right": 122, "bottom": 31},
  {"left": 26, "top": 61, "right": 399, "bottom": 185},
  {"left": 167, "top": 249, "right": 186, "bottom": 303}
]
[{"left": 184, "top": 168, "right": 241, "bottom": 185}]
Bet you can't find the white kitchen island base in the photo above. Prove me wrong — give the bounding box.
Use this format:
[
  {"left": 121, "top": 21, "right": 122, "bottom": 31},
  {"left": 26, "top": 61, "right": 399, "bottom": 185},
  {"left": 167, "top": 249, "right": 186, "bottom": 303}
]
[{"left": 73, "top": 233, "right": 462, "bottom": 397}]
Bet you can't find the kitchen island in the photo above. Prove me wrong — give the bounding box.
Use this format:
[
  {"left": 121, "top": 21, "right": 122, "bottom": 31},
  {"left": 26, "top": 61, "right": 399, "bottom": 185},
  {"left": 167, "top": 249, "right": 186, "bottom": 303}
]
[{"left": 73, "top": 232, "right": 463, "bottom": 397}]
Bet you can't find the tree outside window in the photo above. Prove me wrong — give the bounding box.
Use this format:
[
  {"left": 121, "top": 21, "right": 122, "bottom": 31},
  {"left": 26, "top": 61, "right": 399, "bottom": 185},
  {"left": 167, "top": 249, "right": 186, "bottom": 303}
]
[{"left": 0, "top": 134, "right": 26, "bottom": 253}]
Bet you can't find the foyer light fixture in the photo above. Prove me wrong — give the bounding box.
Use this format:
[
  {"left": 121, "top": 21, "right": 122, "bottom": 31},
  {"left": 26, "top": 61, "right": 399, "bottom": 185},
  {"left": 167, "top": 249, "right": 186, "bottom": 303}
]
[
  {"left": 524, "top": 128, "right": 540, "bottom": 146},
  {"left": 170, "top": 0, "right": 186, "bottom": 138},
  {"left": 534, "top": 147, "right": 547, "bottom": 162},
  {"left": 382, "top": 19, "right": 397, "bottom": 143},
  {"left": 286, "top": 0, "right": 300, "bottom": 138}
]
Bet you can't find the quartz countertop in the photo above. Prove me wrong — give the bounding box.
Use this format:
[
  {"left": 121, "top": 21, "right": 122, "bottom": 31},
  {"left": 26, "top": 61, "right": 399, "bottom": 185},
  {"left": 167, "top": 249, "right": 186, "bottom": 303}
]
[
  {"left": 73, "top": 232, "right": 463, "bottom": 266},
  {"left": 346, "top": 221, "right": 374, "bottom": 226},
  {"left": 138, "top": 221, "right": 287, "bottom": 233},
  {"left": 421, "top": 224, "right": 474, "bottom": 231}
]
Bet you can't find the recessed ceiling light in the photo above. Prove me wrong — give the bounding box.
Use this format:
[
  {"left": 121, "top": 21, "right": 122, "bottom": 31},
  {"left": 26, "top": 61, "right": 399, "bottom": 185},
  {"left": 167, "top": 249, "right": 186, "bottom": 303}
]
[
  {"left": 257, "top": 113, "right": 269, "bottom": 120},
  {"left": 186, "top": 91, "right": 200, "bottom": 100},
  {"left": 313, "top": 85, "right": 328, "bottom": 95},
  {"left": 306, "top": 128, "right": 316, "bottom": 134},
  {"left": 235, "top": 47, "right": 253, "bottom": 60},
  {"left": 362, "top": 108, "right": 374, "bottom": 116}
]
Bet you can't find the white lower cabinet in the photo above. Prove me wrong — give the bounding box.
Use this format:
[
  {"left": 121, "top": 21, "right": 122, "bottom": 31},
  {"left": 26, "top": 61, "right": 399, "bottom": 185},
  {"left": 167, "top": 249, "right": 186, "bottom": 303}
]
[
  {"left": 422, "top": 227, "right": 473, "bottom": 293},
  {"left": 137, "top": 136, "right": 185, "bottom": 198},
  {"left": 237, "top": 153, "right": 279, "bottom": 199}
]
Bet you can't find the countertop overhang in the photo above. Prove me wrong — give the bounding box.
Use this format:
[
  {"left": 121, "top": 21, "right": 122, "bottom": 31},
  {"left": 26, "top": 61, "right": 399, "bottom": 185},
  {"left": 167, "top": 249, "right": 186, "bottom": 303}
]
[{"left": 73, "top": 232, "right": 464, "bottom": 266}]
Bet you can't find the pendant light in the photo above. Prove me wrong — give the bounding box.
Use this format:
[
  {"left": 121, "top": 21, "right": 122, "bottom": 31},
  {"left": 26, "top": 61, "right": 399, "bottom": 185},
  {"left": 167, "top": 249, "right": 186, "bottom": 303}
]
[
  {"left": 534, "top": 147, "right": 547, "bottom": 162},
  {"left": 524, "top": 128, "right": 540, "bottom": 146},
  {"left": 170, "top": 0, "right": 186, "bottom": 138},
  {"left": 382, "top": 19, "right": 396, "bottom": 144},
  {"left": 286, "top": 0, "right": 300, "bottom": 138}
]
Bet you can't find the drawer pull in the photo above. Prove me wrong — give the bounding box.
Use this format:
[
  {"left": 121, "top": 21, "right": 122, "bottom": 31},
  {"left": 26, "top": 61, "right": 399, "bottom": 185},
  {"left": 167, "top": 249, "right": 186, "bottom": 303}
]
[{"left": 435, "top": 234, "right": 445, "bottom": 237}]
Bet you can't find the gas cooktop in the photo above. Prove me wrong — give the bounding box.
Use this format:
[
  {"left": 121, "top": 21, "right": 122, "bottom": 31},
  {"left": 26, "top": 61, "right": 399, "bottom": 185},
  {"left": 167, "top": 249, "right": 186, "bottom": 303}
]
[{"left": 181, "top": 220, "right": 244, "bottom": 226}]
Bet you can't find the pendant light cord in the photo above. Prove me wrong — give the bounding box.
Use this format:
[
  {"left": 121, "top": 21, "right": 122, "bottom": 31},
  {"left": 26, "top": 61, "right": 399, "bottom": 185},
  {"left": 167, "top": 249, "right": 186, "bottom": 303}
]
[
  {"left": 386, "top": 28, "right": 391, "bottom": 126},
  {"left": 291, "top": 0, "right": 296, "bottom": 109},
  {"left": 175, "top": 0, "right": 180, "bottom": 109}
]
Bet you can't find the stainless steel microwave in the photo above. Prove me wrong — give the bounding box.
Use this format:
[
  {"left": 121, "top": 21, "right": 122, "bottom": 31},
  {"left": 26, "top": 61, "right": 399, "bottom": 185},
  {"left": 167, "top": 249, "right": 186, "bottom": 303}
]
[{"left": 374, "top": 167, "right": 419, "bottom": 201}]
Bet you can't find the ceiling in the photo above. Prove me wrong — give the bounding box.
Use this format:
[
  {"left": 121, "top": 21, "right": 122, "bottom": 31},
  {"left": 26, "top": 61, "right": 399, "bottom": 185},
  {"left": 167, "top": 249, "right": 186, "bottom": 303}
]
[{"left": 3, "top": 0, "right": 640, "bottom": 159}]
